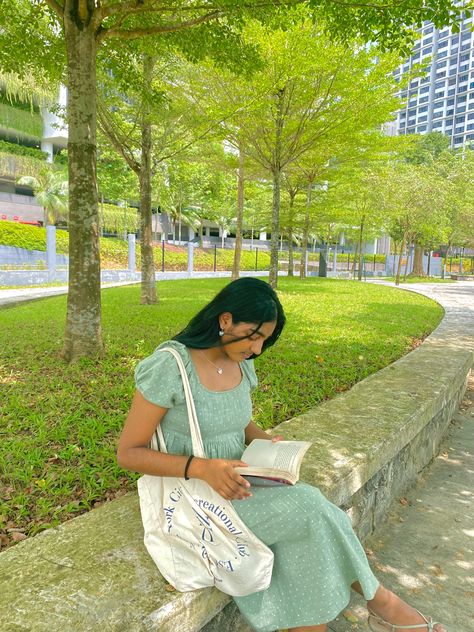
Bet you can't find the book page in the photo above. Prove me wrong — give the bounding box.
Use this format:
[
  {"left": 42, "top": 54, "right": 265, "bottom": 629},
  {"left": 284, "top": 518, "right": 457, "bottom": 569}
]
[{"left": 241, "top": 439, "right": 310, "bottom": 473}]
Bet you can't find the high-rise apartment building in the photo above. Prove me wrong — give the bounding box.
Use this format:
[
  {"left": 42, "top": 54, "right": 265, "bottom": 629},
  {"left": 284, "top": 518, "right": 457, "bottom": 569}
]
[{"left": 394, "top": 13, "right": 474, "bottom": 147}]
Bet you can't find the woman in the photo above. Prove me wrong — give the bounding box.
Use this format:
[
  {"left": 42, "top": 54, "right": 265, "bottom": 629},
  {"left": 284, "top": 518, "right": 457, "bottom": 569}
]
[{"left": 117, "top": 277, "right": 445, "bottom": 632}]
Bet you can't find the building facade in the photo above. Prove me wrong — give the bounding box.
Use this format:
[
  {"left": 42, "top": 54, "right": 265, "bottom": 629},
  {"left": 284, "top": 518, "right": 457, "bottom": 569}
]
[{"left": 394, "top": 13, "right": 474, "bottom": 147}]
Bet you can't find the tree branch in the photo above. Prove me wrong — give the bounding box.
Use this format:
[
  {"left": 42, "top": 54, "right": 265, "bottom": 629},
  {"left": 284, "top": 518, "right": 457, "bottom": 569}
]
[
  {"left": 99, "top": 10, "right": 221, "bottom": 42},
  {"left": 43, "top": 0, "right": 64, "bottom": 18}
]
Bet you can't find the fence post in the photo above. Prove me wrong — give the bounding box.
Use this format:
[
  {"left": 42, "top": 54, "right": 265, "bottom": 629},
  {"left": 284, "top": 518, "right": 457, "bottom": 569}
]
[
  {"left": 255, "top": 247, "right": 258, "bottom": 272},
  {"left": 162, "top": 240, "right": 165, "bottom": 273},
  {"left": 187, "top": 242, "right": 194, "bottom": 277},
  {"left": 128, "top": 233, "right": 136, "bottom": 273},
  {"left": 214, "top": 244, "right": 217, "bottom": 272},
  {"left": 46, "top": 225, "right": 56, "bottom": 281}
]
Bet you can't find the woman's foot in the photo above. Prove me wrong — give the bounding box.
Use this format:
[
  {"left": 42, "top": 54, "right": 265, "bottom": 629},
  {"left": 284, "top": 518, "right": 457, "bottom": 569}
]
[{"left": 367, "top": 585, "right": 446, "bottom": 631}]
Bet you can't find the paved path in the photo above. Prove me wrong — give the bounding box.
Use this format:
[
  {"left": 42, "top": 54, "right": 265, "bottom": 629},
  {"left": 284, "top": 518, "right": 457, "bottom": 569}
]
[
  {"left": 328, "top": 375, "right": 473, "bottom": 632},
  {"left": 328, "top": 280, "right": 474, "bottom": 632}
]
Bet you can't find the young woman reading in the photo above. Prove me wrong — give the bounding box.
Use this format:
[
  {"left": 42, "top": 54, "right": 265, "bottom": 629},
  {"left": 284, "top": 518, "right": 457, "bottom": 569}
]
[{"left": 117, "top": 277, "right": 445, "bottom": 632}]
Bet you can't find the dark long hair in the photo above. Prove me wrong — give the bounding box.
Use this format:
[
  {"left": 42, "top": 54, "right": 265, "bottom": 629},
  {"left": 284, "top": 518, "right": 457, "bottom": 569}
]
[{"left": 173, "top": 277, "right": 286, "bottom": 357}]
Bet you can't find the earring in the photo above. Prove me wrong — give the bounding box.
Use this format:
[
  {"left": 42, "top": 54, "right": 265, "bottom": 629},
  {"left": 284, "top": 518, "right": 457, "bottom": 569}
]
[{"left": 218, "top": 329, "right": 224, "bottom": 337}]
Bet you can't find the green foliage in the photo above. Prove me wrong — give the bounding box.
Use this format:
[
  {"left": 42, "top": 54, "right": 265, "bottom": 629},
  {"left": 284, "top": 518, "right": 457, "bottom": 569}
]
[
  {"left": 0, "top": 221, "right": 69, "bottom": 253},
  {"left": 0, "top": 152, "right": 45, "bottom": 179},
  {"left": 0, "top": 140, "right": 47, "bottom": 160},
  {"left": 0, "top": 102, "right": 42, "bottom": 138},
  {"left": 0, "top": 277, "right": 443, "bottom": 544}
]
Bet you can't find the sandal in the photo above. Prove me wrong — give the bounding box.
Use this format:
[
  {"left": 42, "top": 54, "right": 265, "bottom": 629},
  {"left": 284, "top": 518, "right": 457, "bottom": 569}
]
[{"left": 367, "top": 608, "right": 444, "bottom": 631}]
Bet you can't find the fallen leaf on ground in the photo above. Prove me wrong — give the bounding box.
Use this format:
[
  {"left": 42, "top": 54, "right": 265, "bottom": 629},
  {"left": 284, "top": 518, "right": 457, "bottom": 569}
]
[
  {"left": 399, "top": 497, "right": 409, "bottom": 506},
  {"left": 11, "top": 532, "right": 27, "bottom": 542},
  {"left": 343, "top": 610, "right": 359, "bottom": 623}
]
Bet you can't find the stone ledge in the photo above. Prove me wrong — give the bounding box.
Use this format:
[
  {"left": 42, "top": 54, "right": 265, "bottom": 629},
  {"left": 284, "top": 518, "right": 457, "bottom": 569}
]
[{"left": 1, "top": 283, "right": 472, "bottom": 632}]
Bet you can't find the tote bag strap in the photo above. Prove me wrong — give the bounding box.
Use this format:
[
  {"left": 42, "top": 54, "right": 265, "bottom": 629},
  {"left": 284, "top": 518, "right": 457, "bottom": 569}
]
[{"left": 153, "top": 347, "right": 206, "bottom": 459}]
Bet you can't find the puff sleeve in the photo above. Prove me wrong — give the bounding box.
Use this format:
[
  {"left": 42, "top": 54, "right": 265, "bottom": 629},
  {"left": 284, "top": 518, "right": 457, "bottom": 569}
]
[{"left": 134, "top": 349, "right": 184, "bottom": 408}]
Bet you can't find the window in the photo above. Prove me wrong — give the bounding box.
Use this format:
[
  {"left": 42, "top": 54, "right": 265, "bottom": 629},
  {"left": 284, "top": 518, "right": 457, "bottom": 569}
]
[
  {"left": 417, "top": 124, "right": 427, "bottom": 132},
  {"left": 419, "top": 96, "right": 429, "bottom": 104},
  {"left": 422, "top": 46, "right": 432, "bottom": 55},
  {"left": 461, "top": 43, "right": 471, "bottom": 52},
  {"left": 447, "top": 98, "right": 455, "bottom": 105},
  {"left": 436, "top": 72, "right": 446, "bottom": 79},
  {"left": 454, "top": 136, "right": 464, "bottom": 143},
  {"left": 418, "top": 115, "right": 428, "bottom": 122},
  {"left": 467, "top": 123, "right": 474, "bottom": 130},
  {"left": 420, "top": 85, "right": 430, "bottom": 94},
  {"left": 419, "top": 105, "right": 428, "bottom": 113},
  {"left": 468, "top": 112, "right": 474, "bottom": 120},
  {"left": 467, "top": 133, "right": 474, "bottom": 140},
  {"left": 449, "top": 77, "right": 457, "bottom": 86},
  {"left": 448, "top": 88, "right": 456, "bottom": 96},
  {"left": 424, "top": 37, "right": 433, "bottom": 45},
  {"left": 433, "top": 111, "right": 443, "bottom": 119},
  {"left": 456, "top": 115, "right": 465, "bottom": 123},
  {"left": 437, "top": 60, "right": 447, "bottom": 69},
  {"left": 439, "top": 29, "right": 449, "bottom": 39},
  {"left": 461, "top": 53, "right": 470, "bottom": 61},
  {"left": 469, "top": 101, "right": 474, "bottom": 109},
  {"left": 459, "top": 84, "right": 468, "bottom": 93},
  {"left": 447, "top": 109, "right": 454, "bottom": 115},
  {"left": 461, "top": 31, "right": 472, "bottom": 41},
  {"left": 445, "top": 117, "right": 454, "bottom": 126},
  {"left": 433, "top": 121, "right": 443, "bottom": 129},
  {"left": 460, "top": 73, "right": 469, "bottom": 82},
  {"left": 458, "top": 95, "right": 467, "bottom": 103}
]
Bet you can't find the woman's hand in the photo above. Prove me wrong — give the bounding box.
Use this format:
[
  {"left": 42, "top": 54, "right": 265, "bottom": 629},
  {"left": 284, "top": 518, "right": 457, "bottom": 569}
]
[
  {"left": 193, "top": 458, "right": 252, "bottom": 501},
  {"left": 271, "top": 434, "right": 284, "bottom": 442}
]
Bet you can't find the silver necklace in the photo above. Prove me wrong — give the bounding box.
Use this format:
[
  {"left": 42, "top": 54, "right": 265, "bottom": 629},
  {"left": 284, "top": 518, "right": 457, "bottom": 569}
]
[{"left": 199, "top": 350, "right": 224, "bottom": 375}]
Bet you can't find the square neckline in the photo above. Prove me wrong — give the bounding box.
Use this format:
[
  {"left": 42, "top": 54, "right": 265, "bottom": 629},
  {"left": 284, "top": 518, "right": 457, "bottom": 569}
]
[{"left": 184, "top": 346, "right": 244, "bottom": 394}]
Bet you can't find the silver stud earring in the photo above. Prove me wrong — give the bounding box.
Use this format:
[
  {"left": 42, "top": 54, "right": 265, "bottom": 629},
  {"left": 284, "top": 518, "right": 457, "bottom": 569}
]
[{"left": 219, "top": 329, "right": 224, "bottom": 337}]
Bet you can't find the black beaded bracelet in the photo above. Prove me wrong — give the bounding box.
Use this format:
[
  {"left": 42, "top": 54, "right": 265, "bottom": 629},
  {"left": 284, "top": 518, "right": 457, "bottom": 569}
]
[{"left": 184, "top": 455, "right": 195, "bottom": 480}]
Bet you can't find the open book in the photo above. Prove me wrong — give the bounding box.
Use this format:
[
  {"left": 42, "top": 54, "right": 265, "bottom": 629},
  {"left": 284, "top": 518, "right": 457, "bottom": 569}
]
[{"left": 235, "top": 439, "right": 312, "bottom": 486}]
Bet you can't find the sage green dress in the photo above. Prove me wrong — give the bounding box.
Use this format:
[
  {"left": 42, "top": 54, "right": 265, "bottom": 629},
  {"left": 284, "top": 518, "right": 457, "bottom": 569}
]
[{"left": 135, "top": 340, "right": 380, "bottom": 631}]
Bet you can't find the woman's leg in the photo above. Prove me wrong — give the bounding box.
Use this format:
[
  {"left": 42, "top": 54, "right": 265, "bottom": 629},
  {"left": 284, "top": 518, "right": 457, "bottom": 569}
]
[{"left": 351, "top": 582, "right": 446, "bottom": 631}]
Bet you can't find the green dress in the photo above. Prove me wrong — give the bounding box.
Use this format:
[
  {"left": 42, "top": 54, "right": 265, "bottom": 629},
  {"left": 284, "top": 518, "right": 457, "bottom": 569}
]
[{"left": 135, "top": 340, "right": 380, "bottom": 631}]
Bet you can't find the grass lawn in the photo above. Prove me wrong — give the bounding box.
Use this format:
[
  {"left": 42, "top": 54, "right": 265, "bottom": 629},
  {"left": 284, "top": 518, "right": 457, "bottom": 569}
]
[{"left": 0, "top": 277, "right": 444, "bottom": 548}]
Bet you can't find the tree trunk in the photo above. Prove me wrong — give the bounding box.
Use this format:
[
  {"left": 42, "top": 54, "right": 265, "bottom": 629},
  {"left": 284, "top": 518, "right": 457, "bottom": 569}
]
[
  {"left": 231, "top": 140, "right": 244, "bottom": 280},
  {"left": 62, "top": 18, "right": 103, "bottom": 362},
  {"left": 269, "top": 168, "right": 281, "bottom": 288},
  {"left": 300, "top": 182, "right": 311, "bottom": 279},
  {"left": 395, "top": 235, "right": 406, "bottom": 286},
  {"left": 269, "top": 89, "right": 285, "bottom": 289},
  {"left": 139, "top": 56, "right": 157, "bottom": 305},
  {"left": 357, "top": 216, "right": 365, "bottom": 281},
  {"left": 410, "top": 242, "right": 425, "bottom": 277},
  {"left": 287, "top": 192, "right": 296, "bottom": 277}
]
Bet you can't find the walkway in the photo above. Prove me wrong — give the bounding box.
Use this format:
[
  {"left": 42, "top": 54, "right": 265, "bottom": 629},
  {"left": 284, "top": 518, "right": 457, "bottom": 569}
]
[
  {"left": 328, "top": 280, "right": 474, "bottom": 632},
  {"left": 329, "top": 374, "right": 473, "bottom": 632}
]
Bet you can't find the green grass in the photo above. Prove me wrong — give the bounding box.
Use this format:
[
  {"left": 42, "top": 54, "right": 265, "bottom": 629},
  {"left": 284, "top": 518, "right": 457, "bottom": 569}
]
[{"left": 0, "top": 277, "right": 443, "bottom": 547}]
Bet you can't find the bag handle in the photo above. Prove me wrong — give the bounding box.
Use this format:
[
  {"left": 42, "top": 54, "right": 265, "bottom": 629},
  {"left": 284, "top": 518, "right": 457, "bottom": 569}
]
[{"left": 152, "top": 347, "right": 206, "bottom": 459}]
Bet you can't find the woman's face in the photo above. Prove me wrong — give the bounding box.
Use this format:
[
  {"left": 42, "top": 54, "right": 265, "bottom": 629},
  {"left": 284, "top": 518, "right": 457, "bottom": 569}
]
[{"left": 219, "top": 316, "right": 277, "bottom": 361}]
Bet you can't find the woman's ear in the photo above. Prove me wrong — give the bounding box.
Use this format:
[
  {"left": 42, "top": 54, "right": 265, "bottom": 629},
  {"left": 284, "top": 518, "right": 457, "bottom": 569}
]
[{"left": 218, "top": 311, "right": 233, "bottom": 331}]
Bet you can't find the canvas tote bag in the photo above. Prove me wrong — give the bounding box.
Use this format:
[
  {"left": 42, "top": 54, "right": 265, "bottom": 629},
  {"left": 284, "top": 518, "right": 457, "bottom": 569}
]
[{"left": 137, "top": 346, "right": 274, "bottom": 596}]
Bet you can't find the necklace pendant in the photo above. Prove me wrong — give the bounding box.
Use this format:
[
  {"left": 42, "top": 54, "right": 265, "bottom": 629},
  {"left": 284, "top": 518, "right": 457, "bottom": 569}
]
[{"left": 217, "top": 368, "right": 223, "bottom": 375}]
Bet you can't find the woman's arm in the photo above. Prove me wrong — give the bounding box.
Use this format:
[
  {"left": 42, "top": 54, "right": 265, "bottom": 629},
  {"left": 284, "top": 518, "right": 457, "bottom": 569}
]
[
  {"left": 117, "top": 390, "right": 252, "bottom": 500},
  {"left": 244, "top": 420, "right": 284, "bottom": 445}
]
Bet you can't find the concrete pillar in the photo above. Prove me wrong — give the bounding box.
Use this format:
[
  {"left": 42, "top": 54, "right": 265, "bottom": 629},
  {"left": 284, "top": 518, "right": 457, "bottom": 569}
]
[
  {"left": 187, "top": 241, "right": 194, "bottom": 276},
  {"left": 41, "top": 140, "right": 54, "bottom": 163},
  {"left": 128, "top": 234, "right": 136, "bottom": 272},
  {"left": 259, "top": 231, "right": 267, "bottom": 241},
  {"left": 188, "top": 227, "right": 195, "bottom": 241},
  {"left": 46, "top": 225, "right": 56, "bottom": 279},
  {"left": 333, "top": 245, "right": 338, "bottom": 274}
]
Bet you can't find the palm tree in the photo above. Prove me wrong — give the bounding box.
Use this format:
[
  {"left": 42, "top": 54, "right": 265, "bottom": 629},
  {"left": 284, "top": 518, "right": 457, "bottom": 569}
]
[{"left": 18, "top": 168, "right": 68, "bottom": 227}]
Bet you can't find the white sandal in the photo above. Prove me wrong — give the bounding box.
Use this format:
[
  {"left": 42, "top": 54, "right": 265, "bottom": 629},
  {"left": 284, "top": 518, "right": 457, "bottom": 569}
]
[{"left": 367, "top": 608, "right": 444, "bottom": 631}]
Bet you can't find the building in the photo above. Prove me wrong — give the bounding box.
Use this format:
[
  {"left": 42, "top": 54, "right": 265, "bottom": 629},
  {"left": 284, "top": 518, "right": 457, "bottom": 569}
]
[{"left": 394, "top": 12, "right": 474, "bottom": 147}]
